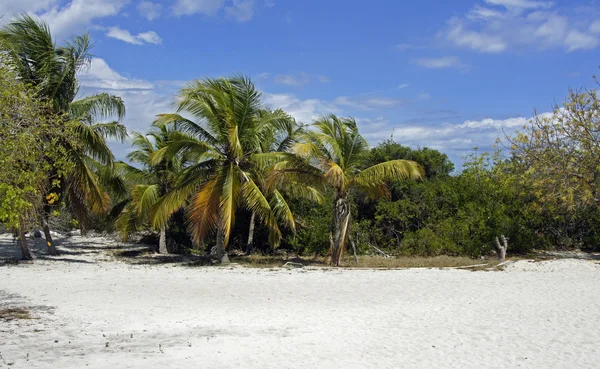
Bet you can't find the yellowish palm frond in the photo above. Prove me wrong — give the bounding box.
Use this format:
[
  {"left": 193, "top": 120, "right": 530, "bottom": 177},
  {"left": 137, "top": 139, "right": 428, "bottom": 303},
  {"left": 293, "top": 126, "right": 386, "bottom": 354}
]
[
  {"left": 353, "top": 159, "right": 423, "bottom": 199},
  {"left": 219, "top": 164, "right": 242, "bottom": 247},
  {"left": 186, "top": 175, "right": 222, "bottom": 246},
  {"left": 324, "top": 161, "right": 347, "bottom": 192},
  {"left": 270, "top": 189, "right": 296, "bottom": 233}
]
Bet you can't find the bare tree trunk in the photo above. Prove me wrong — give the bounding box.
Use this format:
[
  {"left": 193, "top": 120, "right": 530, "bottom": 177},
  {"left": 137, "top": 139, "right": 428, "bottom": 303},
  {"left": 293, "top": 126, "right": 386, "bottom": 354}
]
[
  {"left": 41, "top": 210, "right": 59, "bottom": 256},
  {"left": 330, "top": 195, "right": 351, "bottom": 266},
  {"left": 158, "top": 226, "right": 168, "bottom": 254},
  {"left": 245, "top": 211, "right": 256, "bottom": 255},
  {"left": 349, "top": 237, "right": 359, "bottom": 265},
  {"left": 18, "top": 221, "right": 34, "bottom": 261},
  {"left": 215, "top": 225, "right": 230, "bottom": 264},
  {"left": 493, "top": 235, "right": 509, "bottom": 262}
]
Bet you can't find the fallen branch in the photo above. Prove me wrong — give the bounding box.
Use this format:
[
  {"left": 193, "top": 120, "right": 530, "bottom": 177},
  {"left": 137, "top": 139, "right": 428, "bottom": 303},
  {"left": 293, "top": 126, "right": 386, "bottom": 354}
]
[{"left": 368, "top": 243, "right": 391, "bottom": 258}]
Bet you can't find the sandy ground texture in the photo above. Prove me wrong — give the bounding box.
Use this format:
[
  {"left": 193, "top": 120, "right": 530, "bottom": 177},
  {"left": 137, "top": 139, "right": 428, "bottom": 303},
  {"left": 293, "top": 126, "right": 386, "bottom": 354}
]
[{"left": 1, "top": 234, "right": 600, "bottom": 369}]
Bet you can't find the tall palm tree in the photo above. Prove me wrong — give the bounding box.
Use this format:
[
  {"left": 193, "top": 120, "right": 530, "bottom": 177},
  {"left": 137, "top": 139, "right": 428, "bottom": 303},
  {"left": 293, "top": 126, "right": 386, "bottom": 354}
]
[
  {"left": 115, "top": 122, "right": 188, "bottom": 253},
  {"left": 269, "top": 115, "right": 424, "bottom": 266},
  {"left": 244, "top": 109, "right": 306, "bottom": 254},
  {"left": 0, "top": 15, "right": 127, "bottom": 254},
  {"left": 151, "top": 76, "right": 320, "bottom": 263}
]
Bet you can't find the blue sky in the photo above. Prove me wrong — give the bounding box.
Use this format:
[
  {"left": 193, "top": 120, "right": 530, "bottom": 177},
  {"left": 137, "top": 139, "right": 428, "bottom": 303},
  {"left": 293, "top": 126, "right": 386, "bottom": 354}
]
[{"left": 2, "top": 0, "right": 600, "bottom": 166}]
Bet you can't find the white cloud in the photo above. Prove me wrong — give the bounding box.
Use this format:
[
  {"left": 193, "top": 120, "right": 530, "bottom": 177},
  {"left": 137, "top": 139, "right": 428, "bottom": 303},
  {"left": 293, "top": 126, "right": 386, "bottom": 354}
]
[
  {"left": 138, "top": 1, "right": 162, "bottom": 21},
  {"left": 0, "top": 0, "right": 129, "bottom": 40},
  {"left": 360, "top": 115, "right": 541, "bottom": 158},
  {"left": 273, "top": 74, "right": 308, "bottom": 87},
  {"left": 484, "top": 0, "right": 550, "bottom": 9},
  {"left": 76, "top": 58, "right": 178, "bottom": 159},
  {"left": 446, "top": 19, "right": 507, "bottom": 53},
  {"left": 0, "top": 0, "right": 57, "bottom": 16},
  {"left": 225, "top": 0, "right": 255, "bottom": 22},
  {"left": 413, "top": 56, "right": 469, "bottom": 70},
  {"left": 564, "top": 30, "right": 599, "bottom": 52},
  {"left": 263, "top": 72, "right": 331, "bottom": 87},
  {"left": 172, "top": 0, "right": 256, "bottom": 21},
  {"left": 79, "top": 58, "right": 155, "bottom": 90},
  {"left": 40, "top": 0, "right": 128, "bottom": 40},
  {"left": 106, "top": 27, "right": 162, "bottom": 45},
  {"left": 263, "top": 93, "right": 339, "bottom": 124},
  {"left": 173, "top": 0, "right": 225, "bottom": 16},
  {"left": 441, "top": 1, "right": 599, "bottom": 53},
  {"left": 398, "top": 83, "right": 410, "bottom": 89}
]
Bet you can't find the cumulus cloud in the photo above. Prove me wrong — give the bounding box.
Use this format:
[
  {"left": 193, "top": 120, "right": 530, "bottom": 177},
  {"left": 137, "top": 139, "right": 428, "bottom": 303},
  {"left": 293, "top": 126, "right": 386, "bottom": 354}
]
[
  {"left": 137, "top": 1, "right": 162, "bottom": 21},
  {"left": 356, "top": 115, "right": 541, "bottom": 162},
  {"left": 77, "top": 58, "right": 179, "bottom": 159},
  {"left": 106, "top": 27, "right": 162, "bottom": 45},
  {"left": 79, "top": 58, "right": 155, "bottom": 90},
  {"left": 0, "top": 0, "right": 128, "bottom": 40},
  {"left": 262, "top": 93, "right": 339, "bottom": 124},
  {"left": 441, "top": 0, "right": 599, "bottom": 53},
  {"left": 172, "top": 0, "right": 256, "bottom": 22}
]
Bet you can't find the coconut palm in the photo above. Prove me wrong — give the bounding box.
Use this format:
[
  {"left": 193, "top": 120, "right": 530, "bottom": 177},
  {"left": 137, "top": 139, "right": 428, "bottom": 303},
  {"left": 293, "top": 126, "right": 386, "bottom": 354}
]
[
  {"left": 0, "top": 15, "right": 127, "bottom": 254},
  {"left": 243, "top": 109, "right": 307, "bottom": 253},
  {"left": 269, "top": 115, "right": 424, "bottom": 266},
  {"left": 151, "top": 76, "right": 319, "bottom": 263},
  {"left": 115, "top": 122, "right": 188, "bottom": 253}
]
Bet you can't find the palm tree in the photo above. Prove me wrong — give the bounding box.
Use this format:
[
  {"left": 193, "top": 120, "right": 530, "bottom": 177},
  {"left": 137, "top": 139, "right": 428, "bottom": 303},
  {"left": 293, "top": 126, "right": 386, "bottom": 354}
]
[
  {"left": 115, "top": 122, "right": 188, "bottom": 254},
  {"left": 244, "top": 109, "right": 306, "bottom": 254},
  {"left": 269, "top": 115, "right": 424, "bottom": 266},
  {"left": 0, "top": 15, "right": 127, "bottom": 254},
  {"left": 151, "top": 76, "right": 319, "bottom": 263}
]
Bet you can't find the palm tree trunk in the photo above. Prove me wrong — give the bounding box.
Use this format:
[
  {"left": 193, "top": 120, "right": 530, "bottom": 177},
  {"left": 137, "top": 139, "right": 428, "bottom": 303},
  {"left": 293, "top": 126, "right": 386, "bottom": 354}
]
[
  {"left": 18, "top": 221, "right": 34, "bottom": 261},
  {"left": 330, "top": 194, "right": 351, "bottom": 266},
  {"left": 42, "top": 208, "right": 59, "bottom": 256},
  {"left": 215, "top": 225, "right": 230, "bottom": 264},
  {"left": 158, "top": 226, "right": 168, "bottom": 254},
  {"left": 245, "top": 211, "right": 256, "bottom": 255}
]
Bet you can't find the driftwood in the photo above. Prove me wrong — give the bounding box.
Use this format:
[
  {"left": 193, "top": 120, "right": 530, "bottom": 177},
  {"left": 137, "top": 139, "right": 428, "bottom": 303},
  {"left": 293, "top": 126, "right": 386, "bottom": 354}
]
[
  {"left": 493, "top": 235, "right": 509, "bottom": 262},
  {"left": 283, "top": 262, "right": 304, "bottom": 269},
  {"left": 368, "top": 243, "right": 391, "bottom": 258}
]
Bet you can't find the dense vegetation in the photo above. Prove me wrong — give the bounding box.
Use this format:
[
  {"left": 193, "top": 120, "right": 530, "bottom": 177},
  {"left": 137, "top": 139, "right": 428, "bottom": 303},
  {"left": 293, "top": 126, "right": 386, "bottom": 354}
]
[{"left": 2, "top": 15, "right": 600, "bottom": 265}]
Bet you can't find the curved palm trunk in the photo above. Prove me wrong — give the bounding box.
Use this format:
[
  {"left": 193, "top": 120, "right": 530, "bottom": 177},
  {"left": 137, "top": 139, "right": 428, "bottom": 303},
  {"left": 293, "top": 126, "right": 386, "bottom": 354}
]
[
  {"left": 215, "top": 225, "right": 230, "bottom": 264},
  {"left": 330, "top": 194, "right": 351, "bottom": 266},
  {"left": 245, "top": 211, "right": 256, "bottom": 255},
  {"left": 158, "top": 226, "right": 168, "bottom": 254},
  {"left": 42, "top": 206, "right": 59, "bottom": 256}
]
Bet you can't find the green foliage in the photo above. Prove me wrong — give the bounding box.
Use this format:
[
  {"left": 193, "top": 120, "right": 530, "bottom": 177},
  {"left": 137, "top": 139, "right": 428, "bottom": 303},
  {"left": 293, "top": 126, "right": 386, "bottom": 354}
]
[
  {"left": 508, "top": 86, "right": 600, "bottom": 249},
  {"left": 0, "top": 59, "right": 74, "bottom": 230},
  {"left": 364, "top": 139, "right": 454, "bottom": 179},
  {"left": 283, "top": 197, "right": 332, "bottom": 255},
  {"left": 0, "top": 15, "right": 127, "bottom": 231}
]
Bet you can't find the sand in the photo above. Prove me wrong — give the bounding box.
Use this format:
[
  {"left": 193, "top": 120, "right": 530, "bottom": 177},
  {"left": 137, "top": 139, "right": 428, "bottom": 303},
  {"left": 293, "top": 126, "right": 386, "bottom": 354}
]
[{"left": 1, "top": 234, "right": 600, "bottom": 369}]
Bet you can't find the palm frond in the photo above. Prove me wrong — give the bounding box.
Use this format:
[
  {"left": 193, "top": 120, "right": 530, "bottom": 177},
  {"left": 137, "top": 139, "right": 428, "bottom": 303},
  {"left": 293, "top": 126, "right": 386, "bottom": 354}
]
[
  {"left": 186, "top": 175, "right": 222, "bottom": 246},
  {"left": 354, "top": 159, "right": 423, "bottom": 198},
  {"left": 69, "top": 93, "right": 126, "bottom": 122}
]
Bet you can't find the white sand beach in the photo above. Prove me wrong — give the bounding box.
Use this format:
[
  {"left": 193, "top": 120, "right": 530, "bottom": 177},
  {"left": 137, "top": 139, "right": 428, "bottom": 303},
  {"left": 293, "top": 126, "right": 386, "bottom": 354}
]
[{"left": 1, "top": 234, "right": 600, "bottom": 369}]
